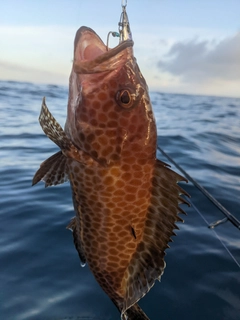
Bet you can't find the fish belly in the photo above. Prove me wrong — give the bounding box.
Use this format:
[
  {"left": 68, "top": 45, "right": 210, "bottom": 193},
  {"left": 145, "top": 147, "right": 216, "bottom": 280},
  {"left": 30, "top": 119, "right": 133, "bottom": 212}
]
[{"left": 68, "top": 158, "right": 154, "bottom": 298}]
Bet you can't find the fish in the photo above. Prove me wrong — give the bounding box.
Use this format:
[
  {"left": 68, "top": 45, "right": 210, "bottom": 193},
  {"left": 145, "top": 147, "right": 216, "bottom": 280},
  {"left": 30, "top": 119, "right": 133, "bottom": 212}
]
[{"left": 32, "top": 24, "right": 189, "bottom": 320}]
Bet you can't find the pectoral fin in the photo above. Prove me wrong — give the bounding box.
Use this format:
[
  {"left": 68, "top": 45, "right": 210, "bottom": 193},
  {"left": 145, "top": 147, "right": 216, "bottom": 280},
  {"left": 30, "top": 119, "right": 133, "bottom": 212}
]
[
  {"left": 33, "top": 98, "right": 96, "bottom": 186},
  {"left": 32, "top": 151, "right": 68, "bottom": 187}
]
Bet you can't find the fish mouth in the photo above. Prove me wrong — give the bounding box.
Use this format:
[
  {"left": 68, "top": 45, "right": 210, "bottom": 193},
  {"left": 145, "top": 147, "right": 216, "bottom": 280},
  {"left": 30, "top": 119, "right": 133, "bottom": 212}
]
[{"left": 73, "top": 26, "right": 134, "bottom": 74}]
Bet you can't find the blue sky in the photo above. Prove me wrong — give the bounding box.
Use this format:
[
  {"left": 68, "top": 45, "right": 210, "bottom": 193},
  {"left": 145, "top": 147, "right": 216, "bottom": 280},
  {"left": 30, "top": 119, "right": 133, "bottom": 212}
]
[{"left": 0, "top": 0, "right": 240, "bottom": 97}]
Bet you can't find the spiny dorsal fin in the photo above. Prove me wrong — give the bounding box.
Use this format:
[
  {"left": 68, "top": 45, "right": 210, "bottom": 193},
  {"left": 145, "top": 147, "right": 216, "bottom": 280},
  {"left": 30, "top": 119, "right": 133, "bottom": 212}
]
[
  {"left": 122, "top": 159, "right": 189, "bottom": 314},
  {"left": 32, "top": 151, "right": 68, "bottom": 187}
]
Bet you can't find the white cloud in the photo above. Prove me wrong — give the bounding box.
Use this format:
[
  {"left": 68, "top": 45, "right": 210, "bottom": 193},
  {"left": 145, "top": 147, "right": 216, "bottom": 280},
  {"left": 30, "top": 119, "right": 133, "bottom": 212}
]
[
  {"left": 158, "top": 32, "right": 240, "bottom": 83},
  {"left": 0, "top": 60, "right": 69, "bottom": 85},
  {"left": 156, "top": 32, "right": 240, "bottom": 97},
  {"left": 0, "top": 26, "right": 75, "bottom": 84}
]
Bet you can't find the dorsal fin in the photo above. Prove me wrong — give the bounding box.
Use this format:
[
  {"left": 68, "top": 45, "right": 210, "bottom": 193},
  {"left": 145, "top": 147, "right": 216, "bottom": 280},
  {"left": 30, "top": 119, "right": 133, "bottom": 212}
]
[
  {"left": 32, "top": 151, "right": 69, "bottom": 187},
  {"left": 121, "top": 159, "right": 189, "bottom": 315}
]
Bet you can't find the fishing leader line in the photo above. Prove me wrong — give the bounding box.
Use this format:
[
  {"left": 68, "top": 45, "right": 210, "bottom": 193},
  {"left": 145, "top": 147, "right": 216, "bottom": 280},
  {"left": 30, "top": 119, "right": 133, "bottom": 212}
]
[
  {"left": 189, "top": 198, "right": 240, "bottom": 269},
  {"left": 157, "top": 145, "right": 240, "bottom": 230},
  {"left": 157, "top": 145, "right": 240, "bottom": 270}
]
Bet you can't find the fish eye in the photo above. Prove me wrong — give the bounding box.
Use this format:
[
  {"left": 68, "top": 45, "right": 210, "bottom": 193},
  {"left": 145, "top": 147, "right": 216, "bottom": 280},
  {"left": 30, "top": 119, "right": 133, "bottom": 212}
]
[
  {"left": 116, "top": 89, "right": 133, "bottom": 109},
  {"left": 120, "top": 90, "right": 131, "bottom": 104}
]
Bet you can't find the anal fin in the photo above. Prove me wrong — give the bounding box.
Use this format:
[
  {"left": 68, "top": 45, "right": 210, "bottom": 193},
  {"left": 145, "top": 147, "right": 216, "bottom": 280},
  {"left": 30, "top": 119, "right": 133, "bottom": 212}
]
[{"left": 67, "top": 217, "right": 86, "bottom": 267}]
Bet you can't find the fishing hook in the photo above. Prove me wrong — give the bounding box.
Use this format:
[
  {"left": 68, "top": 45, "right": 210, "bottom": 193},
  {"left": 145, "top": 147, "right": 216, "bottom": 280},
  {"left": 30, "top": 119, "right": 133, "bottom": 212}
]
[
  {"left": 106, "top": 31, "right": 120, "bottom": 51},
  {"left": 106, "top": 0, "right": 131, "bottom": 49},
  {"left": 118, "top": 0, "right": 132, "bottom": 42}
]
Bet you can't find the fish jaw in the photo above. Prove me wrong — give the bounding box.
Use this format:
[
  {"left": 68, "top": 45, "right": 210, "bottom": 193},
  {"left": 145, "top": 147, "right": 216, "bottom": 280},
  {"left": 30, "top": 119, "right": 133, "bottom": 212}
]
[{"left": 65, "top": 26, "right": 157, "bottom": 165}]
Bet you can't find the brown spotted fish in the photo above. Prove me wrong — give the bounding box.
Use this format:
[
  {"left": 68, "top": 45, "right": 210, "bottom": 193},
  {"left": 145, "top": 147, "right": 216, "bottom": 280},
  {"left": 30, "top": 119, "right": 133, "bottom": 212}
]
[{"left": 33, "top": 23, "right": 189, "bottom": 320}]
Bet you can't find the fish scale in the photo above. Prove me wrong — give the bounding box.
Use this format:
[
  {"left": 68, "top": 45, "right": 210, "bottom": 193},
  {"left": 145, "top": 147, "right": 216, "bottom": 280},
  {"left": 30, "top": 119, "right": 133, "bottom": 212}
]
[{"left": 33, "top": 26, "right": 189, "bottom": 320}]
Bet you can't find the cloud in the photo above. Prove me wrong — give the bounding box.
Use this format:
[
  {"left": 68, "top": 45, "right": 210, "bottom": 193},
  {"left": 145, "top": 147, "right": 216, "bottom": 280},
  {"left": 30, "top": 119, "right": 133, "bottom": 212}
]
[
  {"left": 157, "top": 32, "right": 240, "bottom": 83},
  {"left": 0, "top": 60, "right": 69, "bottom": 85}
]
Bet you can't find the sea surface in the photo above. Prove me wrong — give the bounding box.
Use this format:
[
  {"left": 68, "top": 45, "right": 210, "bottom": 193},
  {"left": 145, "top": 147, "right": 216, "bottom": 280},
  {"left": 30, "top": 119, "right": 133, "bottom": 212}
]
[{"left": 0, "top": 80, "right": 239, "bottom": 320}]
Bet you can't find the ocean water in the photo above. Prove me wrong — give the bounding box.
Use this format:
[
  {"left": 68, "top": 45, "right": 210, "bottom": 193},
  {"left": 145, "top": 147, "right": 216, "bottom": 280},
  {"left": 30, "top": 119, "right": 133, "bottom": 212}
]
[{"left": 0, "top": 80, "right": 239, "bottom": 320}]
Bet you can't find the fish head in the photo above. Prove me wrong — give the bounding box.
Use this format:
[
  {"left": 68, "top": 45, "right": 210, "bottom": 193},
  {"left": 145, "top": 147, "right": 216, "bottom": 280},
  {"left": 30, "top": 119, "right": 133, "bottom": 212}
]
[{"left": 65, "top": 26, "right": 157, "bottom": 165}]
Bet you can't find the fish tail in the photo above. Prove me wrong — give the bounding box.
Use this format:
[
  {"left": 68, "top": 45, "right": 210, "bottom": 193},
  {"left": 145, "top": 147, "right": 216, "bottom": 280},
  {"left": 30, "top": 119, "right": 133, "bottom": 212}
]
[
  {"left": 112, "top": 298, "right": 149, "bottom": 320},
  {"left": 123, "top": 303, "right": 150, "bottom": 320}
]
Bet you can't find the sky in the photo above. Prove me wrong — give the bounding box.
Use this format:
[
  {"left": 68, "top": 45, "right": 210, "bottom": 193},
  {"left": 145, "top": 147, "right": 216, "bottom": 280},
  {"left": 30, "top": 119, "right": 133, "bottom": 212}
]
[{"left": 0, "top": 0, "right": 240, "bottom": 98}]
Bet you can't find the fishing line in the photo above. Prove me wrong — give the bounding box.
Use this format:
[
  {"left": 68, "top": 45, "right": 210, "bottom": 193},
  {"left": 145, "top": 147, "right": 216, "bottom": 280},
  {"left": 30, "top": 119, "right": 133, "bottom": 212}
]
[
  {"left": 157, "top": 145, "right": 240, "bottom": 230},
  {"left": 188, "top": 198, "right": 240, "bottom": 269},
  {"left": 157, "top": 145, "right": 240, "bottom": 269}
]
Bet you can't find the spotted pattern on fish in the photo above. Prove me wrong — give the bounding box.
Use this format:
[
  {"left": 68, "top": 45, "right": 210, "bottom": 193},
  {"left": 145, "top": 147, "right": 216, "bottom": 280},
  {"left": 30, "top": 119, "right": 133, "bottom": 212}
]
[
  {"left": 33, "top": 26, "right": 189, "bottom": 320},
  {"left": 65, "top": 155, "right": 188, "bottom": 316},
  {"left": 72, "top": 79, "right": 149, "bottom": 167}
]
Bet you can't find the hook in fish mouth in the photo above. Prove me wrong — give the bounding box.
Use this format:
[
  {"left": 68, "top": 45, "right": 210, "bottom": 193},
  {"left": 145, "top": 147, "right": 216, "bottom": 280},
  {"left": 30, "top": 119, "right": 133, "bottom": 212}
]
[
  {"left": 73, "top": 1, "right": 133, "bottom": 71},
  {"left": 73, "top": 26, "right": 134, "bottom": 74},
  {"left": 106, "top": 31, "right": 120, "bottom": 51}
]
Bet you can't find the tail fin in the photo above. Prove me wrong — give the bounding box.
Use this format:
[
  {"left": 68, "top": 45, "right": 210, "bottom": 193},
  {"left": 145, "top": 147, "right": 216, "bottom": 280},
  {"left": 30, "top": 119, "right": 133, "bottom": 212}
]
[{"left": 123, "top": 303, "right": 150, "bottom": 320}]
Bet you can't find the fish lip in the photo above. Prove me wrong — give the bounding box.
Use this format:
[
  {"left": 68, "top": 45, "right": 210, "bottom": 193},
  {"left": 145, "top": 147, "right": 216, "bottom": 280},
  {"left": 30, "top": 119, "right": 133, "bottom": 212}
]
[{"left": 73, "top": 26, "right": 134, "bottom": 74}]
